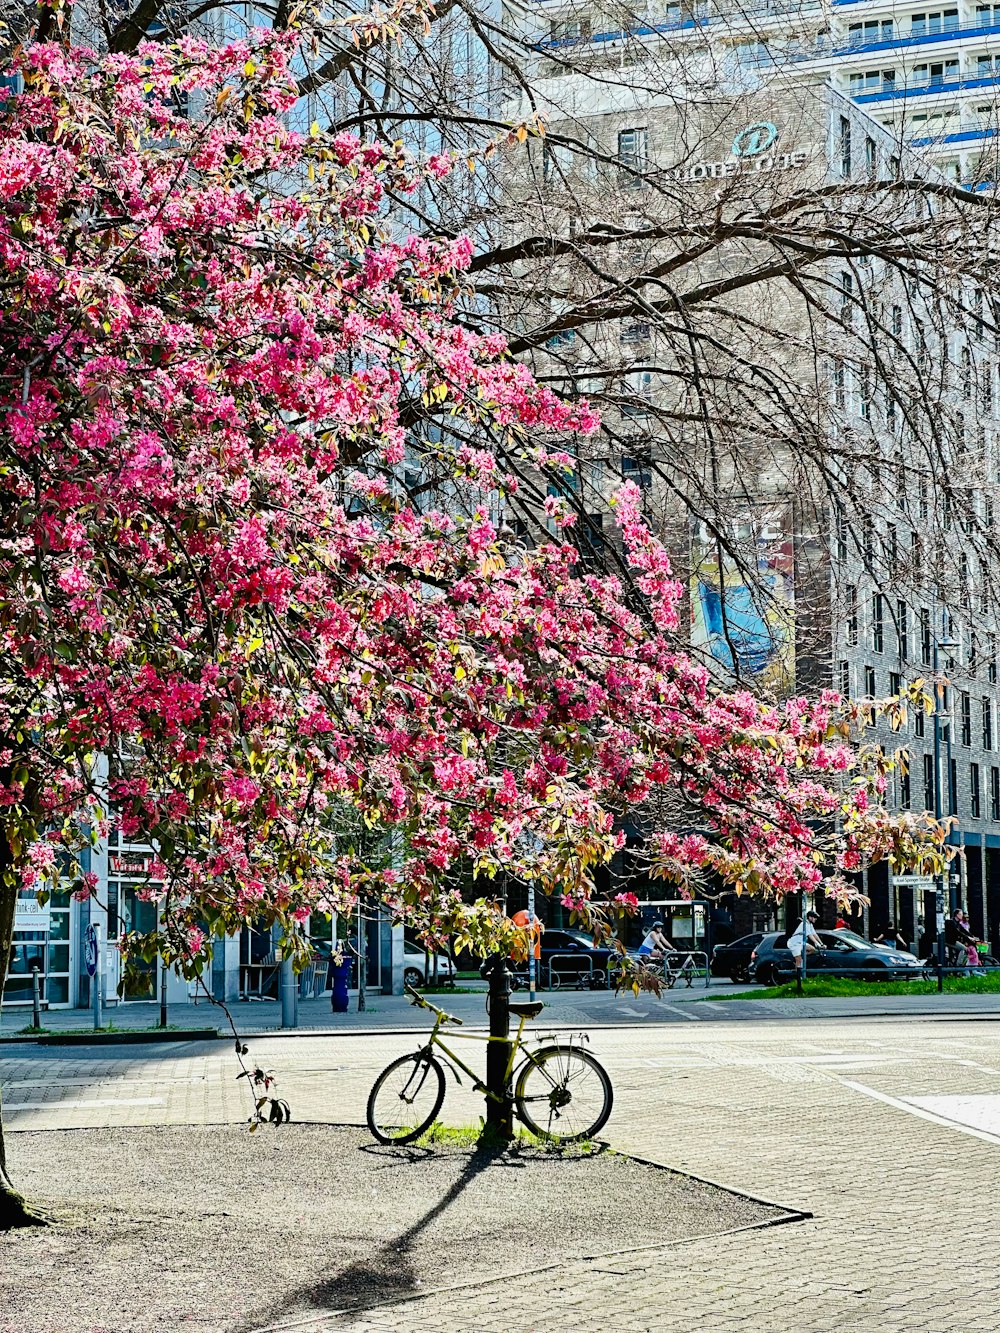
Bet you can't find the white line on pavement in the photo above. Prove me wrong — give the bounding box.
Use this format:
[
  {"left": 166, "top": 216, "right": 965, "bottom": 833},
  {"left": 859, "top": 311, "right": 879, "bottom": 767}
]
[
  {"left": 6, "top": 1096, "right": 166, "bottom": 1112},
  {"left": 839, "top": 1080, "right": 1000, "bottom": 1147}
]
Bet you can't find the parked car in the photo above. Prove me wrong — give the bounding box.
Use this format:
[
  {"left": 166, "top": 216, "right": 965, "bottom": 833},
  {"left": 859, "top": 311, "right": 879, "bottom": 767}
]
[
  {"left": 710, "top": 932, "right": 766, "bottom": 983},
  {"left": 403, "top": 941, "right": 456, "bottom": 988},
  {"left": 517, "top": 928, "right": 617, "bottom": 990},
  {"left": 750, "top": 929, "right": 925, "bottom": 985}
]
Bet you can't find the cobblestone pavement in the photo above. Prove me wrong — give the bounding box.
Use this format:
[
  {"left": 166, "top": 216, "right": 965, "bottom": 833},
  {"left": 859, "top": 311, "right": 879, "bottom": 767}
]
[{"left": 6, "top": 1015, "right": 1000, "bottom": 1330}]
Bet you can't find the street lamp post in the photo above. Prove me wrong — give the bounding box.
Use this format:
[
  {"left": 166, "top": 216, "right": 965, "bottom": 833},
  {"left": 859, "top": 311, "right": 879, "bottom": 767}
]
[{"left": 933, "top": 618, "right": 959, "bottom": 993}]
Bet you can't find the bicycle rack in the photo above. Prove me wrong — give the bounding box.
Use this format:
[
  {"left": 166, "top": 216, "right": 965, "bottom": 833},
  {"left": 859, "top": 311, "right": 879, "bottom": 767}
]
[
  {"left": 663, "top": 950, "right": 711, "bottom": 989},
  {"left": 545, "top": 952, "right": 599, "bottom": 990}
]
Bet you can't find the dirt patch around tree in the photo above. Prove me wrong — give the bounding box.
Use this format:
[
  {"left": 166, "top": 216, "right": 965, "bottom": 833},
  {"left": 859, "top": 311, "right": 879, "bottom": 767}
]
[{"left": 0, "top": 1125, "right": 792, "bottom": 1333}]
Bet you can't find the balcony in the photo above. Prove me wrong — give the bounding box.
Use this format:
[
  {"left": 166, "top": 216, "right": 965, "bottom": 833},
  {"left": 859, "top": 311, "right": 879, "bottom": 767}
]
[
  {"left": 851, "top": 72, "right": 1000, "bottom": 102},
  {"left": 833, "top": 17, "right": 1000, "bottom": 57}
]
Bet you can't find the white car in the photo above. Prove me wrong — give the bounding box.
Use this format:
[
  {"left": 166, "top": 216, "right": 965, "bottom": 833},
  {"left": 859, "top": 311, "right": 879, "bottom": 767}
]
[{"left": 403, "top": 941, "right": 456, "bottom": 987}]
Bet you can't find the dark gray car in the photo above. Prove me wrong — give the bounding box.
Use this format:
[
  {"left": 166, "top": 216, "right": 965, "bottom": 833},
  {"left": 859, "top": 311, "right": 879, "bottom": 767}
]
[{"left": 749, "top": 929, "right": 924, "bottom": 986}]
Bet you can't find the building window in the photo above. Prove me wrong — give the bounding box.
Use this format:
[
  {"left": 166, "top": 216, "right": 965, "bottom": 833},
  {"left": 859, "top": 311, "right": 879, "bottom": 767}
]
[
  {"left": 838, "top": 659, "right": 851, "bottom": 698},
  {"left": 949, "top": 757, "right": 958, "bottom": 816},
  {"left": 862, "top": 515, "right": 874, "bottom": 564},
  {"left": 915, "top": 706, "right": 926, "bottom": 738},
  {"left": 992, "top": 766, "right": 1000, "bottom": 820},
  {"left": 924, "top": 753, "right": 936, "bottom": 811},
  {"left": 990, "top": 632, "right": 998, "bottom": 684},
  {"left": 839, "top": 115, "right": 852, "bottom": 177},
  {"left": 919, "top": 476, "right": 929, "bottom": 519},
  {"left": 621, "top": 320, "right": 650, "bottom": 344},
  {"left": 836, "top": 502, "right": 848, "bottom": 561},
  {"left": 840, "top": 271, "right": 854, "bottom": 323},
  {"left": 849, "top": 19, "right": 894, "bottom": 44},
  {"left": 850, "top": 69, "right": 895, "bottom": 94},
  {"left": 833, "top": 360, "right": 846, "bottom": 410},
  {"left": 911, "top": 12, "right": 959, "bottom": 38},
  {"left": 961, "top": 691, "right": 972, "bottom": 746},
  {"left": 972, "top": 763, "right": 983, "bottom": 818},
  {"left": 864, "top": 664, "right": 877, "bottom": 697},
  {"left": 911, "top": 530, "right": 922, "bottom": 581},
  {"left": 900, "top": 758, "right": 911, "bottom": 810},
  {"left": 889, "top": 670, "right": 902, "bottom": 698},
  {"left": 985, "top": 698, "right": 994, "bottom": 750},
  {"left": 865, "top": 135, "right": 877, "bottom": 179},
  {"left": 872, "top": 593, "right": 884, "bottom": 652},
  {"left": 847, "top": 585, "right": 859, "bottom": 645},
  {"left": 891, "top": 304, "right": 903, "bottom": 340},
  {"left": 618, "top": 128, "right": 648, "bottom": 186},
  {"left": 897, "top": 600, "right": 908, "bottom": 659},
  {"left": 920, "top": 608, "right": 932, "bottom": 665}
]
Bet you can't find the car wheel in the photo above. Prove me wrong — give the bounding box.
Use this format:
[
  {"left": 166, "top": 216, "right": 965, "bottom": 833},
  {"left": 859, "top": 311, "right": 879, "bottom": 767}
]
[
  {"left": 757, "top": 964, "right": 779, "bottom": 987},
  {"left": 729, "top": 966, "right": 750, "bottom": 984},
  {"left": 403, "top": 967, "right": 423, "bottom": 989},
  {"left": 863, "top": 962, "right": 886, "bottom": 983}
]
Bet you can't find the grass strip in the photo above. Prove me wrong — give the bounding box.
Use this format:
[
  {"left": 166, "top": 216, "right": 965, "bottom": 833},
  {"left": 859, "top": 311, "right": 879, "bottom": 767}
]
[{"left": 717, "top": 973, "right": 1000, "bottom": 1001}]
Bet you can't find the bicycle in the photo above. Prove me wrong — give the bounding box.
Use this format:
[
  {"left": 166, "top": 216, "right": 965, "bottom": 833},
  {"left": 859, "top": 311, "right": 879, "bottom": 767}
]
[
  {"left": 663, "top": 950, "right": 698, "bottom": 989},
  {"left": 366, "top": 983, "right": 614, "bottom": 1146}
]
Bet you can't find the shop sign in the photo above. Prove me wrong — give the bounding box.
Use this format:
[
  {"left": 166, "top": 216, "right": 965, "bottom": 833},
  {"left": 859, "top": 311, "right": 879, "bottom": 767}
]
[
  {"left": 110, "top": 854, "right": 154, "bottom": 876},
  {"left": 13, "top": 899, "right": 51, "bottom": 933},
  {"left": 664, "top": 123, "right": 814, "bottom": 184}
]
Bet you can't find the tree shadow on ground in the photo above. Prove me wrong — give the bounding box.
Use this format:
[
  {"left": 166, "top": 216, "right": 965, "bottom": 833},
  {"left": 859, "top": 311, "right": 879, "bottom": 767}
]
[{"left": 241, "top": 1138, "right": 525, "bottom": 1330}]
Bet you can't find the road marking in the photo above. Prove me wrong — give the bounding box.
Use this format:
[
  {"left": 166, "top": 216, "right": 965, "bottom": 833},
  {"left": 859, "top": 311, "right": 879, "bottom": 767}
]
[
  {"left": 6, "top": 1096, "right": 166, "bottom": 1112},
  {"left": 840, "top": 1081, "right": 1000, "bottom": 1146},
  {"left": 4, "top": 1076, "right": 209, "bottom": 1089}
]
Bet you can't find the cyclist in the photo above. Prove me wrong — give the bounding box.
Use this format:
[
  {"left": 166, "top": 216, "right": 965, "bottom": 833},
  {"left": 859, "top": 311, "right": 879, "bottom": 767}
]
[
  {"left": 636, "top": 921, "right": 671, "bottom": 963},
  {"left": 786, "top": 911, "right": 822, "bottom": 969}
]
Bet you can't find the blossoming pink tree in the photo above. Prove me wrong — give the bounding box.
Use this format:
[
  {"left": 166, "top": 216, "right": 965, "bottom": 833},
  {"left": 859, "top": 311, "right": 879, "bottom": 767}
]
[{"left": 0, "top": 12, "right": 946, "bottom": 1224}]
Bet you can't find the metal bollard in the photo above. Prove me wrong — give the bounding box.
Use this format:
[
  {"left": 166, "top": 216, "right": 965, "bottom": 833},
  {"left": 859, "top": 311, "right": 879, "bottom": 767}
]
[
  {"left": 30, "top": 964, "right": 42, "bottom": 1030},
  {"left": 159, "top": 961, "right": 168, "bottom": 1029},
  {"left": 280, "top": 956, "right": 298, "bottom": 1028}
]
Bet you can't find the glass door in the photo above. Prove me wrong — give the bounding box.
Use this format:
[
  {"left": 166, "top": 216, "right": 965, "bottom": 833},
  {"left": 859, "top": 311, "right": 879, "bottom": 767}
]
[{"left": 119, "top": 884, "right": 158, "bottom": 1000}]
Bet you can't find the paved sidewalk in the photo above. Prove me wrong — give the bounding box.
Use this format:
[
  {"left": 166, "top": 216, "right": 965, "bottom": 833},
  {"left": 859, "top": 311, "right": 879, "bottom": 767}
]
[
  {"left": 5, "top": 983, "right": 1000, "bottom": 1039},
  {"left": 5, "top": 1016, "right": 1000, "bottom": 1330}
]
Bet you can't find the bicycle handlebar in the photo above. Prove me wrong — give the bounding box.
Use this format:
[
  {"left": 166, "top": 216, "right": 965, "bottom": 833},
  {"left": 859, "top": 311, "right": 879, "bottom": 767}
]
[{"left": 404, "top": 982, "right": 464, "bottom": 1025}]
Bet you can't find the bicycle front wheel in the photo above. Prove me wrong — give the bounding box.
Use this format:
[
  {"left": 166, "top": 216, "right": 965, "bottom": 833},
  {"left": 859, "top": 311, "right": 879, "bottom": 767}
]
[
  {"left": 514, "top": 1045, "right": 613, "bottom": 1143},
  {"left": 367, "top": 1052, "right": 446, "bottom": 1145}
]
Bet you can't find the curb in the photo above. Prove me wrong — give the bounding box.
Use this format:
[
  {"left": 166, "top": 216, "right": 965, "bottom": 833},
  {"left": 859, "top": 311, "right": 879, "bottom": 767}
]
[{"left": 33, "top": 1028, "right": 221, "bottom": 1046}]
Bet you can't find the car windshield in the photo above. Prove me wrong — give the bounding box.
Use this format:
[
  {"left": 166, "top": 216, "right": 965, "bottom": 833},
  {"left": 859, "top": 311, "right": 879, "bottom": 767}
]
[
  {"left": 834, "top": 931, "right": 869, "bottom": 948},
  {"left": 565, "top": 931, "right": 599, "bottom": 949}
]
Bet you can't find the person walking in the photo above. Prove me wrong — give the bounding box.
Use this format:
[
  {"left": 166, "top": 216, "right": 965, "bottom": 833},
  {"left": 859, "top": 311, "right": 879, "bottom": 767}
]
[{"left": 875, "top": 922, "right": 907, "bottom": 951}]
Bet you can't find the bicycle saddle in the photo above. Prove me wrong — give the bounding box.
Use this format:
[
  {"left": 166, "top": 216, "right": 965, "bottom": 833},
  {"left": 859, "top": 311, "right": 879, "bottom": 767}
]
[{"left": 509, "top": 1001, "right": 545, "bottom": 1019}]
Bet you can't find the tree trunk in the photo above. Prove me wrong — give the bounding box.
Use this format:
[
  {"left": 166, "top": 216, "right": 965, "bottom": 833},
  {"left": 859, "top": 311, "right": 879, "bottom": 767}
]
[{"left": 0, "top": 840, "right": 49, "bottom": 1228}]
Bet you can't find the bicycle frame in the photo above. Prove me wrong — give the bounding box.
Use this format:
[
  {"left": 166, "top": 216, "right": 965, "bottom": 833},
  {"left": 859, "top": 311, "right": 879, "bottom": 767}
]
[{"left": 407, "top": 1005, "right": 580, "bottom": 1106}]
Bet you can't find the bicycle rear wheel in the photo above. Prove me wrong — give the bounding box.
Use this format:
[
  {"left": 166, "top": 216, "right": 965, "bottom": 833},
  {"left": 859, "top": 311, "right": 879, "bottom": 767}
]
[
  {"left": 514, "top": 1045, "right": 613, "bottom": 1143},
  {"left": 367, "top": 1052, "right": 446, "bottom": 1145}
]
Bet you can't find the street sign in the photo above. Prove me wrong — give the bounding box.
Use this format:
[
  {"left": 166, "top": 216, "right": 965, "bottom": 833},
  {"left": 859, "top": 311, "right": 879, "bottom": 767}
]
[
  {"left": 894, "top": 875, "right": 936, "bottom": 892},
  {"left": 84, "top": 924, "right": 99, "bottom": 978}
]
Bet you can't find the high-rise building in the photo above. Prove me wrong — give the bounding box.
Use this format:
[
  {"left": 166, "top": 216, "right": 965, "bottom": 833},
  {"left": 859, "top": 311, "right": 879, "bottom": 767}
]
[{"left": 499, "top": 6, "right": 1000, "bottom": 950}]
